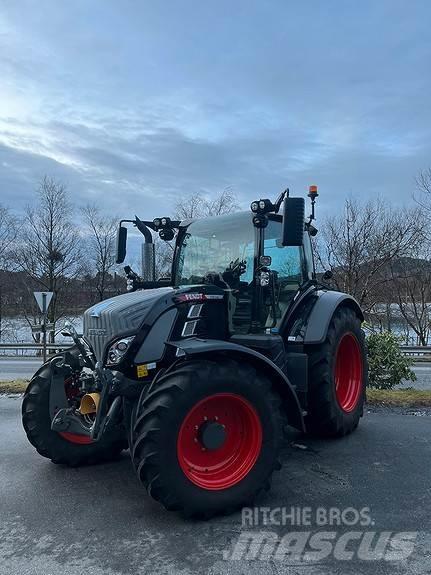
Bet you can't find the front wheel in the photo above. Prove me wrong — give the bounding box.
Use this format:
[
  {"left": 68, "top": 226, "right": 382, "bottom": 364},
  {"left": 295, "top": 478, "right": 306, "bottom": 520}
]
[
  {"left": 305, "top": 306, "right": 368, "bottom": 437},
  {"left": 131, "top": 359, "right": 284, "bottom": 518}
]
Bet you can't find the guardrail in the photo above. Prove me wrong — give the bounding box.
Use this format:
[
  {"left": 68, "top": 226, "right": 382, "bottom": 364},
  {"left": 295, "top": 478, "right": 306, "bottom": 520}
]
[
  {"left": 1, "top": 342, "right": 431, "bottom": 361},
  {"left": 0, "top": 342, "right": 71, "bottom": 357},
  {"left": 400, "top": 346, "right": 431, "bottom": 362}
]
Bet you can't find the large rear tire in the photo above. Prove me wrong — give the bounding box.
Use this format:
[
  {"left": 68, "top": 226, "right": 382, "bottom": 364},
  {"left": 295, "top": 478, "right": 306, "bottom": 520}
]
[
  {"left": 131, "top": 358, "right": 284, "bottom": 518},
  {"left": 305, "top": 306, "right": 367, "bottom": 437},
  {"left": 22, "top": 360, "right": 125, "bottom": 466}
]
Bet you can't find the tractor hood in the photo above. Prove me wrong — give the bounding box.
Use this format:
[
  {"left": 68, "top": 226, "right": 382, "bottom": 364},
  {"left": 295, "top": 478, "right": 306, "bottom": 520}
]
[{"left": 83, "top": 287, "right": 173, "bottom": 361}]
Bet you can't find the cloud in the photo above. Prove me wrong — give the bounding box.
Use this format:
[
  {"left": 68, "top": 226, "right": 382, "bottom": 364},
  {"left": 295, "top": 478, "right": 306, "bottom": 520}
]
[{"left": 0, "top": 0, "right": 430, "bottom": 221}]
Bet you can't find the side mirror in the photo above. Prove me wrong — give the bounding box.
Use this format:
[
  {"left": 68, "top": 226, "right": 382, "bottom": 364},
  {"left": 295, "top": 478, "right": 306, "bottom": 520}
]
[
  {"left": 116, "top": 225, "right": 127, "bottom": 264},
  {"left": 282, "top": 197, "right": 305, "bottom": 246},
  {"left": 323, "top": 270, "right": 333, "bottom": 281}
]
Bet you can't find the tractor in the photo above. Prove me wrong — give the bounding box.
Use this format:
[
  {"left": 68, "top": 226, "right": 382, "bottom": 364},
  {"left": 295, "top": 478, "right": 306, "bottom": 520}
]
[{"left": 22, "top": 186, "right": 367, "bottom": 518}]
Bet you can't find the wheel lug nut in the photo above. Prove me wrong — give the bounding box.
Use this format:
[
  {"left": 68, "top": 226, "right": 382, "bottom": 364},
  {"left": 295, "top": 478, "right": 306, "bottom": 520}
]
[
  {"left": 194, "top": 438, "right": 198, "bottom": 443},
  {"left": 201, "top": 447, "right": 206, "bottom": 452},
  {"left": 203, "top": 416, "right": 208, "bottom": 421},
  {"left": 214, "top": 416, "right": 218, "bottom": 421},
  {"left": 194, "top": 425, "right": 199, "bottom": 430}
]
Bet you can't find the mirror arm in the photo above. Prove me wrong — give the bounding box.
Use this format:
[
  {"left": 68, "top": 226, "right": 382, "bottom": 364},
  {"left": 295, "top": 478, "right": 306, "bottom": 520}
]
[
  {"left": 274, "top": 188, "right": 289, "bottom": 213},
  {"left": 269, "top": 271, "right": 277, "bottom": 329}
]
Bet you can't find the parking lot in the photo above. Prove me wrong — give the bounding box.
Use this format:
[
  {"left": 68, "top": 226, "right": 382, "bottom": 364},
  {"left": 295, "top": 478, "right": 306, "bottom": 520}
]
[{"left": 1, "top": 395, "right": 430, "bottom": 575}]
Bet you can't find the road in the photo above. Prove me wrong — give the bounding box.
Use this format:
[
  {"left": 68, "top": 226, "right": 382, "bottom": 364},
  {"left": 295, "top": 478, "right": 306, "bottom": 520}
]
[
  {"left": 401, "top": 364, "right": 431, "bottom": 390},
  {"left": 0, "top": 357, "right": 42, "bottom": 381},
  {"left": 0, "top": 396, "right": 430, "bottom": 575}
]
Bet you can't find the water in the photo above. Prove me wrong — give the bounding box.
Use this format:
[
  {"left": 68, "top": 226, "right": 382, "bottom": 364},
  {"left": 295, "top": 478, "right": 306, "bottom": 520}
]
[
  {"left": 1, "top": 310, "right": 428, "bottom": 349},
  {"left": 0, "top": 315, "right": 83, "bottom": 355}
]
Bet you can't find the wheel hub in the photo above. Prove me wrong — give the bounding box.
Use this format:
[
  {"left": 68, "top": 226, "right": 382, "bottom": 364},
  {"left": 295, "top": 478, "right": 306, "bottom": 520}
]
[
  {"left": 198, "top": 421, "right": 226, "bottom": 450},
  {"left": 177, "top": 393, "right": 263, "bottom": 490}
]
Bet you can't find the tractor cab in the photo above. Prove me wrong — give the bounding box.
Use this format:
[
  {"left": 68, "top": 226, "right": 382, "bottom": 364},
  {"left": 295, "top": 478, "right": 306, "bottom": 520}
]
[
  {"left": 116, "top": 188, "right": 316, "bottom": 338},
  {"left": 174, "top": 210, "right": 312, "bottom": 335}
]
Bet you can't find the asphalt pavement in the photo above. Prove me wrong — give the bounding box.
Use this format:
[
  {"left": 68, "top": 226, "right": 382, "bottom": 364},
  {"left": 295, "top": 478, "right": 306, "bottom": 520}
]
[
  {"left": 0, "top": 396, "right": 430, "bottom": 574},
  {"left": 0, "top": 357, "right": 42, "bottom": 381}
]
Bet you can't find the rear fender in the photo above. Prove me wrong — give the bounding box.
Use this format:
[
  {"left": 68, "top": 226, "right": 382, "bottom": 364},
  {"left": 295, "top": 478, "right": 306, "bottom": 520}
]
[
  {"left": 303, "top": 291, "right": 363, "bottom": 345},
  {"left": 168, "top": 338, "right": 305, "bottom": 432}
]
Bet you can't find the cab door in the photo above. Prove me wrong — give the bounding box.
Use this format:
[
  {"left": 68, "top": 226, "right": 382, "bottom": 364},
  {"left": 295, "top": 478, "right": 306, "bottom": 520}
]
[{"left": 264, "top": 218, "right": 305, "bottom": 329}]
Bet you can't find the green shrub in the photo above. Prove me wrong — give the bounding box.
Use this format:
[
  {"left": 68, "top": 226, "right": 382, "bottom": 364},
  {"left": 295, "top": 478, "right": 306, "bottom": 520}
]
[{"left": 366, "top": 331, "right": 416, "bottom": 390}]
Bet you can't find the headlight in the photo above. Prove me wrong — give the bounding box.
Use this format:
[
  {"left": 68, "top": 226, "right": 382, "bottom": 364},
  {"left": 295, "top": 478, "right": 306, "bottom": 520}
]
[{"left": 106, "top": 336, "right": 135, "bottom": 365}]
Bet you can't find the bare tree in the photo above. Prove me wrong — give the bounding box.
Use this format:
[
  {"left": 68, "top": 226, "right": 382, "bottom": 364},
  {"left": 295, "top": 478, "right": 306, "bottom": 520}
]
[
  {"left": 316, "top": 197, "right": 422, "bottom": 313},
  {"left": 15, "top": 176, "right": 83, "bottom": 340},
  {"left": 0, "top": 204, "right": 17, "bottom": 270},
  {"left": 81, "top": 204, "right": 118, "bottom": 301},
  {"left": 174, "top": 192, "right": 205, "bottom": 220},
  {"left": 389, "top": 252, "right": 431, "bottom": 346},
  {"left": 416, "top": 168, "right": 431, "bottom": 196},
  {"left": 378, "top": 169, "right": 431, "bottom": 343},
  {"left": 174, "top": 188, "right": 239, "bottom": 220},
  {"left": 0, "top": 205, "right": 18, "bottom": 340}
]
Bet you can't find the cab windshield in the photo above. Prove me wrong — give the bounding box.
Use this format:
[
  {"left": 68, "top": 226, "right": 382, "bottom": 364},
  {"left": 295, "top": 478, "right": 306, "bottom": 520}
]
[
  {"left": 175, "top": 211, "right": 305, "bottom": 333},
  {"left": 176, "top": 212, "right": 255, "bottom": 286}
]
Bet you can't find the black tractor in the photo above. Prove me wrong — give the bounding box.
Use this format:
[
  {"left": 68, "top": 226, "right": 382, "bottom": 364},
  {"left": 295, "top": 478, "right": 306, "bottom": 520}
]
[{"left": 22, "top": 186, "right": 367, "bottom": 518}]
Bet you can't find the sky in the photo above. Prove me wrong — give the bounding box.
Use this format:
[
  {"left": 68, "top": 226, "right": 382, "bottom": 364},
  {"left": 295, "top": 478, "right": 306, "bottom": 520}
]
[{"left": 1, "top": 0, "right": 431, "bottom": 222}]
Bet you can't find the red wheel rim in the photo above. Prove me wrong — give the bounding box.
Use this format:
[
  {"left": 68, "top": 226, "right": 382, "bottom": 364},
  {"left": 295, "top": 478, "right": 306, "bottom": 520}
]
[
  {"left": 58, "top": 431, "right": 93, "bottom": 445},
  {"left": 177, "top": 393, "right": 262, "bottom": 490},
  {"left": 334, "top": 333, "right": 363, "bottom": 412},
  {"left": 58, "top": 377, "right": 93, "bottom": 445}
]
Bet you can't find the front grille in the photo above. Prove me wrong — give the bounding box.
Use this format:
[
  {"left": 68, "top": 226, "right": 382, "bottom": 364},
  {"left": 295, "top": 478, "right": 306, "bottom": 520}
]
[{"left": 83, "top": 288, "right": 172, "bottom": 361}]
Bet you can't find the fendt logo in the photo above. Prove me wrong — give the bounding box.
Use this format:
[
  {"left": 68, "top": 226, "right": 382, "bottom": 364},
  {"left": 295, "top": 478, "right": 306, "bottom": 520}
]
[{"left": 87, "top": 328, "right": 107, "bottom": 336}]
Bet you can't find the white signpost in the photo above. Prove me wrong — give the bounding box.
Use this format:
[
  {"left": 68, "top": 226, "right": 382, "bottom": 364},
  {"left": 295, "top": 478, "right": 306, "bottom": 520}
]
[{"left": 33, "top": 292, "right": 54, "bottom": 362}]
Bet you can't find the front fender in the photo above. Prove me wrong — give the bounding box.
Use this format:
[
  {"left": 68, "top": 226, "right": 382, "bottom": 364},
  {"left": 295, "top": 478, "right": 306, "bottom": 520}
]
[{"left": 168, "top": 338, "right": 305, "bottom": 432}]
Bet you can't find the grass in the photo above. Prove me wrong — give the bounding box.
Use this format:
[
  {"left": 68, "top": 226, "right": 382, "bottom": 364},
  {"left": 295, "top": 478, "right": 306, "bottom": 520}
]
[
  {"left": 366, "top": 388, "right": 431, "bottom": 407},
  {"left": 1, "top": 380, "right": 431, "bottom": 407},
  {"left": 0, "top": 379, "right": 28, "bottom": 394}
]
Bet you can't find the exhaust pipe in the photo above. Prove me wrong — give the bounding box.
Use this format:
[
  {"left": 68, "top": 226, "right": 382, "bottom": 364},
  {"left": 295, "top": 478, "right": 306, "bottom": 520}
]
[
  {"left": 141, "top": 242, "right": 155, "bottom": 281},
  {"left": 79, "top": 393, "right": 101, "bottom": 415}
]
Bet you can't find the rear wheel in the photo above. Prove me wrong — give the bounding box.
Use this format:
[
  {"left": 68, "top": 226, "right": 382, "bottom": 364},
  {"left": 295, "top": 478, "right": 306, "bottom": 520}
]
[
  {"left": 131, "top": 358, "right": 284, "bottom": 518},
  {"left": 22, "top": 358, "right": 125, "bottom": 466},
  {"left": 305, "top": 307, "right": 367, "bottom": 437}
]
